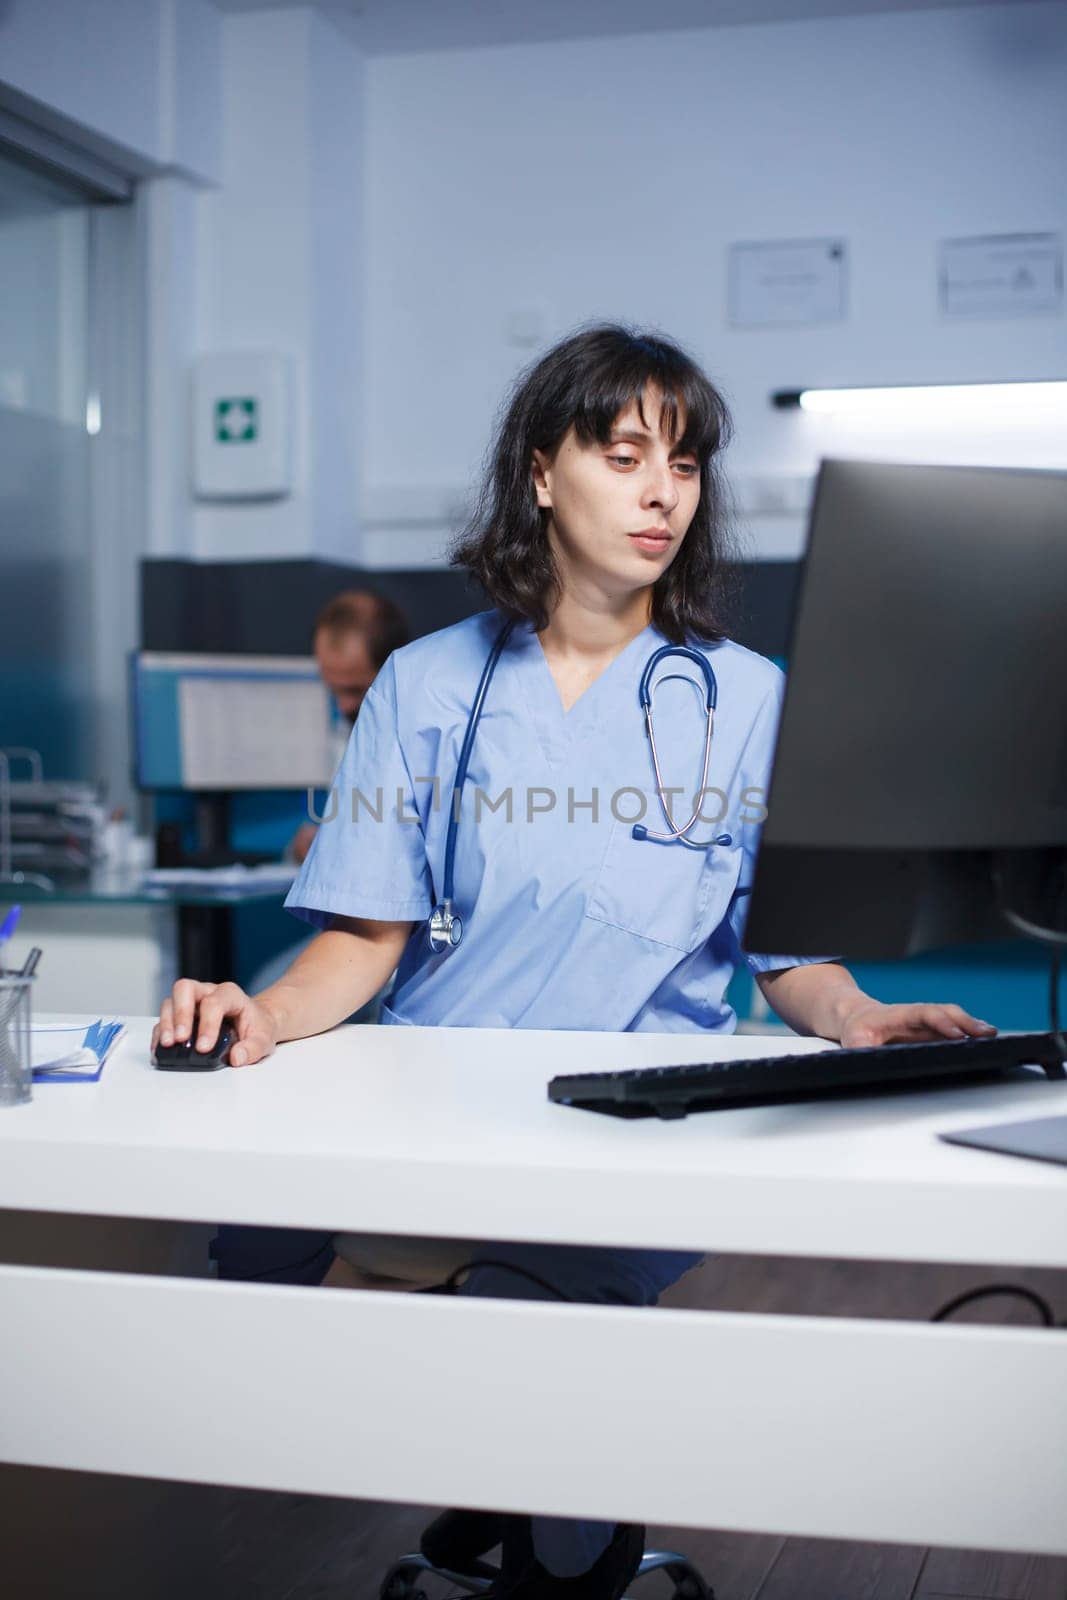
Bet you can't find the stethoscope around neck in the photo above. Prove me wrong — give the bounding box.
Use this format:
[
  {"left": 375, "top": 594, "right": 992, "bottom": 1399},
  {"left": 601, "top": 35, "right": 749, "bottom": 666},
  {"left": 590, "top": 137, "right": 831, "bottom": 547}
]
[
  {"left": 631, "top": 644, "right": 732, "bottom": 853},
  {"left": 428, "top": 622, "right": 732, "bottom": 953},
  {"left": 428, "top": 619, "right": 518, "bottom": 952}
]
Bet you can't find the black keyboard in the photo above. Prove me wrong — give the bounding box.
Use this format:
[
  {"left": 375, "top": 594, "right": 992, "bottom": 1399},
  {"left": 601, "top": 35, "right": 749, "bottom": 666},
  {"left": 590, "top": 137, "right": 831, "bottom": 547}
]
[{"left": 548, "top": 1031, "right": 1067, "bottom": 1120}]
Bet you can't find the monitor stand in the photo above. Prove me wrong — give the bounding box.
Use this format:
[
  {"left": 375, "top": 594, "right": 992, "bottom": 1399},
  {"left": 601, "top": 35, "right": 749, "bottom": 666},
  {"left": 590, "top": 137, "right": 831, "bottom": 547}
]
[
  {"left": 154, "top": 794, "right": 275, "bottom": 872},
  {"left": 188, "top": 794, "right": 272, "bottom": 869}
]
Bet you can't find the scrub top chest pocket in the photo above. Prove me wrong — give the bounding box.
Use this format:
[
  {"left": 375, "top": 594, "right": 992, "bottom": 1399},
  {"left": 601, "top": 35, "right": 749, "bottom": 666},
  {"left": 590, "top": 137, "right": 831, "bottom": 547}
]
[{"left": 585, "top": 818, "right": 744, "bottom": 954}]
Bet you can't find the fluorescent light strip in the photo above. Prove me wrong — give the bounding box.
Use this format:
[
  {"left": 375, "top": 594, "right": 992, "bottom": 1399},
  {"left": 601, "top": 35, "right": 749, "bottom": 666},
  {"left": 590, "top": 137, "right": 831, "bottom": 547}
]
[{"left": 793, "top": 381, "right": 1067, "bottom": 417}]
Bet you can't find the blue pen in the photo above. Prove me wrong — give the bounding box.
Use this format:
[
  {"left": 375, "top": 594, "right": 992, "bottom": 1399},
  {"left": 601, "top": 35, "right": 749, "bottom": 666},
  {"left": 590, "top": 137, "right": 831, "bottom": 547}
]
[{"left": 0, "top": 905, "right": 21, "bottom": 948}]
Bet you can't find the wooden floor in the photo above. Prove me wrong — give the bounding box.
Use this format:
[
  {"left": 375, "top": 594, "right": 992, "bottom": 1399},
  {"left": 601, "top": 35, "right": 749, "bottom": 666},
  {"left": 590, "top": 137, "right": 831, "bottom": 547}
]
[{"left": 3, "top": 1251, "right": 1065, "bottom": 1599}]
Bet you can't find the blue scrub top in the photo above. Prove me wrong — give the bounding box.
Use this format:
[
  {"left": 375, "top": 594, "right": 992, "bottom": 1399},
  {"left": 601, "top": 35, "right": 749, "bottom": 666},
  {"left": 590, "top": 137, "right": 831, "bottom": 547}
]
[{"left": 285, "top": 610, "right": 829, "bottom": 1032}]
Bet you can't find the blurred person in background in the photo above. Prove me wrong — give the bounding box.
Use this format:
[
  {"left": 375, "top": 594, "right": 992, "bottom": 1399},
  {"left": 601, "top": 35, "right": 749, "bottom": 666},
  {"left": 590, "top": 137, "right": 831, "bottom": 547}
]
[{"left": 289, "top": 589, "right": 410, "bottom": 864}]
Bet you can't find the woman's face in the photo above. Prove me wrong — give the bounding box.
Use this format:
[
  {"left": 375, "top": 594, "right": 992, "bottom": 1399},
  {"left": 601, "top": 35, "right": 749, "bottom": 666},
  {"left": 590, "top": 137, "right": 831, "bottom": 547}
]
[{"left": 532, "top": 388, "right": 701, "bottom": 603}]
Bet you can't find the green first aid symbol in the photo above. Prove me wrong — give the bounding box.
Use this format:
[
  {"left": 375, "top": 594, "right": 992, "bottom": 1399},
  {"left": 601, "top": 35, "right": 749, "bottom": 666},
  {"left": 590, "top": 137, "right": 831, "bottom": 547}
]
[{"left": 215, "top": 396, "right": 258, "bottom": 443}]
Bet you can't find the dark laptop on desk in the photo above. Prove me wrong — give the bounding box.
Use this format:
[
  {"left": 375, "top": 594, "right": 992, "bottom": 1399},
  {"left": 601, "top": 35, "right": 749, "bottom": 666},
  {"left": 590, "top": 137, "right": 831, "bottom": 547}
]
[{"left": 548, "top": 461, "right": 1067, "bottom": 1134}]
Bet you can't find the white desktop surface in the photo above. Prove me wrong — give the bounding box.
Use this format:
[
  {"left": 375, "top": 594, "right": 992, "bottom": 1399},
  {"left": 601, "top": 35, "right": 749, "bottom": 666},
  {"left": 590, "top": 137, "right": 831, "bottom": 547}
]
[
  {"left": 2, "top": 1018, "right": 1065, "bottom": 1265},
  {"left": 2, "top": 1020, "right": 1066, "bottom": 1556}
]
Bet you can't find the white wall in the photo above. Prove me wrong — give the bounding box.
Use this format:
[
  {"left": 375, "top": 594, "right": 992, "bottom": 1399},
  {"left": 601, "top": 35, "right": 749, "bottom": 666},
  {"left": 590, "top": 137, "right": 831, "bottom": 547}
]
[
  {"left": 192, "top": 6, "right": 365, "bottom": 561},
  {"left": 362, "top": 1, "right": 1067, "bottom": 564},
  {"left": 193, "top": 8, "right": 315, "bottom": 558},
  {"left": 6, "top": 1, "right": 1063, "bottom": 571},
  {"left": 307, "top": 8, "right": 365, "bottom": 565},
  {"left": 144, "top": 176, "right": 204, "bottom": 559},
  {"left": 0, "top": 1, "right": 363, "bottom": 566},
  {"left": 0, "top": 0, "right": 221, "bottom": 181},
  {"left": 0, "top": 0, "right": 163, "bottom": 165},
  {"left": 169, "top": 0, "right": 224, "bottom": 183}
]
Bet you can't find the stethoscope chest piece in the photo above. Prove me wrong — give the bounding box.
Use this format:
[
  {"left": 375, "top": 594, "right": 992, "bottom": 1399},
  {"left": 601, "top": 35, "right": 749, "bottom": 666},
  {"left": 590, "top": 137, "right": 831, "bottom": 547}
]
[{"left": 428, "top": 901, "right": 463, "bottom": 953}]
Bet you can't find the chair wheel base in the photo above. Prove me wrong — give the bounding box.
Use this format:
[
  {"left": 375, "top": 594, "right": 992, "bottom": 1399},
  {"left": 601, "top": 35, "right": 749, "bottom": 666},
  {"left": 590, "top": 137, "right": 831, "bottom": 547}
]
[
  {"left": 381, "top": 1547, "right": 714, "bottom": 1599},
  {"left": 380, "top": 1554, "right": 432, "bottom": 1600},
  {"left": 640, "top": 1551, "right": 714, "bottom": 1599}
]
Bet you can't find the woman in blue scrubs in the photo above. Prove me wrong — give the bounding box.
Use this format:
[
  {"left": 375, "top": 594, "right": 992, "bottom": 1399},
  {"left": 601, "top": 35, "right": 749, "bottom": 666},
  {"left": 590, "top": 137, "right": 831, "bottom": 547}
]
[{"left": 155, "top": 325, "right": 995, "bottom": 1599}]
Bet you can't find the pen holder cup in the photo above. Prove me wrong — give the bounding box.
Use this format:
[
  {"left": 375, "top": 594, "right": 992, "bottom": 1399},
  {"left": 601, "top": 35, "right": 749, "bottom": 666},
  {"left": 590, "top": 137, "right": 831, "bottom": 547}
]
[{"left": 0, "top": 970, "right": 33, "bottom": 1106}]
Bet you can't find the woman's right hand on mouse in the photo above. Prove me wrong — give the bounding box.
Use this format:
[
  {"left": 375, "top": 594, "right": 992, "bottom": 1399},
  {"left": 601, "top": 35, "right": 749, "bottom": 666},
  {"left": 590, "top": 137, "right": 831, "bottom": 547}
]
[{"left": 152, "top": 979, "right": 280, "bottom": 1068}]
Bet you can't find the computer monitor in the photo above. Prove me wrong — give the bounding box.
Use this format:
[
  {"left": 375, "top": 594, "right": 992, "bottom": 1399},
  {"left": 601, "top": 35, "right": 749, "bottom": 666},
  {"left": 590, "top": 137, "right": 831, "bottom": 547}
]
[
  {"left": 742, "top": 459, "right": 1067, "bottom": 961},
  {"left": 131, "top": 652, "right": 339, "bottom": 792}
]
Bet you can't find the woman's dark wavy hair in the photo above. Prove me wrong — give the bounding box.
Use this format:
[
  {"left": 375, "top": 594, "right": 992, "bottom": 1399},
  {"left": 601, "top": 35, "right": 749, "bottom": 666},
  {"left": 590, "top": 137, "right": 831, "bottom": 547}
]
[{"left": 451, "top": 323, "right": 740, "bottom": 644}]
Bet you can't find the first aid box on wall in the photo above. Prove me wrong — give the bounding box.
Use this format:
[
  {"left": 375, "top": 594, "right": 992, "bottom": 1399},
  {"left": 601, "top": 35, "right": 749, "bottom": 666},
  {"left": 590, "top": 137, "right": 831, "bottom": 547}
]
[{"left": 193, "top": 352, "right": 292, "bottom": 500}]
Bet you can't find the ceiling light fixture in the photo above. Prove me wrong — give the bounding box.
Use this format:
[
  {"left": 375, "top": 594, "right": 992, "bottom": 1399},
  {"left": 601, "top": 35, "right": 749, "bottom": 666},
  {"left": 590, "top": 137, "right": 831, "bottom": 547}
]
[{"left": 771, "top": 380, "right": 1067, "bottom": 417}]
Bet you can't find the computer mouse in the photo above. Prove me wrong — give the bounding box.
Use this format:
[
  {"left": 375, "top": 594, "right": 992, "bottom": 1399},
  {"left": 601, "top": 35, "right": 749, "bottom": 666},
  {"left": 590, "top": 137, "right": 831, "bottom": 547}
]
[{"left": 153, "top": 1010, "right": 236, "bottom": 1071}]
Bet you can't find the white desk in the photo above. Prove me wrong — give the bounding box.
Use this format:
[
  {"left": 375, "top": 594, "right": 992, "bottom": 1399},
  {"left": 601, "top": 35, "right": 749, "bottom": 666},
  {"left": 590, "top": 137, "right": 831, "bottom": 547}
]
[{"left": 1, "top": 1021, "right": 1065, "bottom": 1557}]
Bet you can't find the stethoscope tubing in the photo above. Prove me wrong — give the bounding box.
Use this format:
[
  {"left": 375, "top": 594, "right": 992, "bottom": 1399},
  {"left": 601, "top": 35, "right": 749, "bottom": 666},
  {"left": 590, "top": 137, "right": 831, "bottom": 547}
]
[
  {"left": 442, "top": 617, "right": 517, "bottom": 905},
  {"left": 430, "top": 623, "right": 728, "bottom": 950},
  {"left": 633, "top": 646, "right": 729, "bottom": 850}
]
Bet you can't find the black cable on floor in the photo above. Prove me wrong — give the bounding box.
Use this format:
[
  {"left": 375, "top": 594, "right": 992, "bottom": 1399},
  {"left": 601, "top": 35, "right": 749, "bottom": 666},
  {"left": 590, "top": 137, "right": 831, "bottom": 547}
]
[{"left": 930, "top": 1282, "right": 1064, "bottom": 1328}]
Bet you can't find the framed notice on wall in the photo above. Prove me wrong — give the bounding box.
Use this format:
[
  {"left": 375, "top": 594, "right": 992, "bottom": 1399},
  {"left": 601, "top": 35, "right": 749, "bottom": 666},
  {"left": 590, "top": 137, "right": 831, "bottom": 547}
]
[
  {"left": 728, "top": 238, "right": 847, "bottom": 328},
  {"left": 939, "top": 233, "right": 1063, "bottom": 318}
]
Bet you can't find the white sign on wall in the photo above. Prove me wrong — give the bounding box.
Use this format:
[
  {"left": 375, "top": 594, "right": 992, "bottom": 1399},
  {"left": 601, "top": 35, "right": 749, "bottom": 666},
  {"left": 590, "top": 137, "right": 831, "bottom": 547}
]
[
  {"left": 939, "top": 233, "right": 1063, "bottom": 318},
  {"left": 193, "top": 352, "right": 292, "bottom": 500},
  {"left": 728, "top": 238, "right": 847, "bottom": 328}
]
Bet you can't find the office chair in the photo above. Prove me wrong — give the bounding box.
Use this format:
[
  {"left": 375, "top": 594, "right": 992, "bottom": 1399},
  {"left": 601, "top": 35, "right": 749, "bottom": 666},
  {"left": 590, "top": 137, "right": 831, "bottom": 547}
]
[
  {"left": 380, "top": 1491, "right": 713, "bottom": 1600},
  {"left": 353, "top": 1274, "right": 714, "bottom": 1599},
  {"left": 380, "top": 1542, "right": 714, "bottom": 1599}
]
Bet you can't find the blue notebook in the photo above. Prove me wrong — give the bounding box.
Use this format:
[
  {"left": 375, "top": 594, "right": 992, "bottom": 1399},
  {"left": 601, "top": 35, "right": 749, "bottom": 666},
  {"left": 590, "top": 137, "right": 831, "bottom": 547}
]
[{"left": 31, "top": 1019, "right": 126, "bottom": 1082}]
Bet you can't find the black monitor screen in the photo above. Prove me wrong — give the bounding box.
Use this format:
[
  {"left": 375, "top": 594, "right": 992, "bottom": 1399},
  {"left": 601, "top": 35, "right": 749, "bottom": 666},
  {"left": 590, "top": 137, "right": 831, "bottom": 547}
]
[{"left": 743, "top": 459, "right": 1067, "bottom": 959}]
